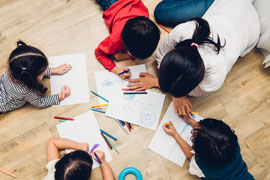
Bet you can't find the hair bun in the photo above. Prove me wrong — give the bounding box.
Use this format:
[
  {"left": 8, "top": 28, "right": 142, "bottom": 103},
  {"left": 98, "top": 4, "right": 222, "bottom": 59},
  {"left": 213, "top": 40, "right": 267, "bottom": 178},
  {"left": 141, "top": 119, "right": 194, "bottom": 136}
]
[{"left": 17, "top": 40, "right": 26, "bottom": 47}]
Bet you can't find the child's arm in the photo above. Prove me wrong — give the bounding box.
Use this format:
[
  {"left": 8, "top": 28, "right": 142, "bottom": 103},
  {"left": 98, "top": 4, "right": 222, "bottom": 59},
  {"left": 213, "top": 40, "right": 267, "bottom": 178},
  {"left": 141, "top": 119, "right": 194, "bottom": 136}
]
[
  {"left": 47, "top": 137, "right": 89, "bottom": 162},
  {"left": 24, "top": 85, "right": 70, "bottom": 108},
  {"left": 92, "top": 150, "right": 116, "bottom": 180},
  {"left": 163, "top": 121, "right": 194, "bottom": 160},
  {"left": 95, "top": 37, "right": 131, "bottom": 80},
  {"left": 51, "top": 64, "right": 72, "bottom": 75}
]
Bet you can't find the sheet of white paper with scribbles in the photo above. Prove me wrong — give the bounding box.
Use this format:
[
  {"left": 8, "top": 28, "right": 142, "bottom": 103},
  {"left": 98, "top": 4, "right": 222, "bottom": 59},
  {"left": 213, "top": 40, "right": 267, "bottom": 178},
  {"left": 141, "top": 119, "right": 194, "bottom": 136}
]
[
  {"left": 105, "top": 90, "right": 166, "bottom": 130},
  {"left": 94, "top": 64, "right": 146, "bottom": 104},
  {"left": 49, "top": 53, "right": 89, "bottom": 106},
  {"left": 56, "top": 111, "right": 112, "bottom": 169},
  {"left": 148, "top": 102, "right": 203, "bottom": 167}
]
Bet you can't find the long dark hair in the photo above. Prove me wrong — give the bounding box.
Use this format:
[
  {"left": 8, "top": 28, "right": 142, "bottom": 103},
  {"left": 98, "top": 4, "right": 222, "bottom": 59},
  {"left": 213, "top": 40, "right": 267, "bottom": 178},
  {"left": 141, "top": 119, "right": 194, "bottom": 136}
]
[
  {"left": 158, "top": 17, "right": 225, "bottom": 97},
  {"left": 8, "top": 41, "right": 48, "bottom": 93},
  {"left": 55, "top": 150, "right": 93, "bottom": 180},
  {"left": 191, "top": 118, "right": 237, "bottom": 166}
]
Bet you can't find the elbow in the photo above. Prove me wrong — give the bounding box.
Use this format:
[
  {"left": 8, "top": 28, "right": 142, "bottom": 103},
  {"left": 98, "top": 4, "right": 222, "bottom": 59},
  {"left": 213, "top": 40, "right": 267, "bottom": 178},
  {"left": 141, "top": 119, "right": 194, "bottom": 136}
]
[{"left": 186, "top": 153, "right": 194, "bottom": 161}]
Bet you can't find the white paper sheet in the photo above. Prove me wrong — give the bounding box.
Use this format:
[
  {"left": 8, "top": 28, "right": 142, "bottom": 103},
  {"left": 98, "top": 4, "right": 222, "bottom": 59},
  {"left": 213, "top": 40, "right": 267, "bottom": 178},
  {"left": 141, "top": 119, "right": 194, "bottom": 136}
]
[
  {"left": 56, "top": 111, "right": 112, "bottom": 169},
  {"left": 49, "top": 53, "right": 89, "bottom": 106},
  {"left": 148, "top": 102, "right": 203, "bottom": 167},
  {"left": 94, "top": 64, "right": 146, "bottom": 104},
  {"left": 105, "top": 91, "right": 165, "bottom": 130}
]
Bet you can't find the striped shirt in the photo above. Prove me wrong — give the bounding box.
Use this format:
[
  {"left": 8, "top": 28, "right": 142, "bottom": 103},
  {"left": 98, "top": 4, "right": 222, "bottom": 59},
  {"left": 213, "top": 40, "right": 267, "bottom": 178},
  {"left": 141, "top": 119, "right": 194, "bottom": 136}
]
[{"left": 0, "top": 68, "right": 60, "bottom": 112}]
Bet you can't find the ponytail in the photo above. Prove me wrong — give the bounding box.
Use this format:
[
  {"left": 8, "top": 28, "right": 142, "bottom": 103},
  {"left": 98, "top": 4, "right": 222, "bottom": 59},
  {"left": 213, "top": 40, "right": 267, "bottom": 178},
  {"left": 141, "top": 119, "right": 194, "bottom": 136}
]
[
  {"left": 9, "top": 41, "right": 48, "bottom": 94},
  {"left": 176, "top": 17, "right": 225, "bottom": 53}
]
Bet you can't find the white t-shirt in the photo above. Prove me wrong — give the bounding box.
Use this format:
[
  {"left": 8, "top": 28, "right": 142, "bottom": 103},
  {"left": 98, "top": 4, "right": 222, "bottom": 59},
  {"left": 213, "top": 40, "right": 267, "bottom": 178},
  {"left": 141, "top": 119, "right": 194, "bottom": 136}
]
[
  {"left": 189, "top": 151, "right": 205, "bottom": 178},
  {"left": 42, "top": 159, "right": 59, "bottom": 180},
  {"left": 156, "top": 0, "right": 260, "bottom": 97}
]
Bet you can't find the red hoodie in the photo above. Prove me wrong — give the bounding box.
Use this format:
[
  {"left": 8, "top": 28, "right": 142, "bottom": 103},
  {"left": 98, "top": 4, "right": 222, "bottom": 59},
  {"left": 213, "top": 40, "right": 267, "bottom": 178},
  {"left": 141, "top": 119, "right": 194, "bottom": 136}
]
[{"left": 94, "top": 0, "right": 149, "bottom": 71}]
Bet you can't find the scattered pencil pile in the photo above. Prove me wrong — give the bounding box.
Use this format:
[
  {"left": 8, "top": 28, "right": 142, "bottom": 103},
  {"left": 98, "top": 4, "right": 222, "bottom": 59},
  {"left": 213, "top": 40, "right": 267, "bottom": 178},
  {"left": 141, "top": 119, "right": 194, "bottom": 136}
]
[
  {"left": 90, "top": 90, "right": 136, "bottom": 134},
  {"left": 100, "top": 129, "right": 119, "bottom": 154}
]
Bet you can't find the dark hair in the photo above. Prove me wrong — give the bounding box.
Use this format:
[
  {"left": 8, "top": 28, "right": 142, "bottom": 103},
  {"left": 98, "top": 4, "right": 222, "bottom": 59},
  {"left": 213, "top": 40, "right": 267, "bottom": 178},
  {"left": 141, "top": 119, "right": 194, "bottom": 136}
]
[
  {"left": 158, "top": 17, "right": 225, "bottom": 97},
  {"left": 55, "top": 150, "right": 93, "bottom": 180},
  {"left": 121, "top": 16, "right": 160, "bottom": 59},
  {"left": 8, "top": 41, "right": 49, "bottom": 93},
  {"left": 191, "top": 118, "right": 237, "bottom": 166}
]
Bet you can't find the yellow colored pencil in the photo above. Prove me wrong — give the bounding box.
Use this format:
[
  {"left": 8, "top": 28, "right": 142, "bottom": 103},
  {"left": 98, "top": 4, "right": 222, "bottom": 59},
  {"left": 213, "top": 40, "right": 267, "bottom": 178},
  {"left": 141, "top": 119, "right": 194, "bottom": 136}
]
[
  {"left": 91, "top": 104, "right": 108, "bottom": 108},
  {"left": 192, "top": 112, "right": 199, "bottom": 115}
]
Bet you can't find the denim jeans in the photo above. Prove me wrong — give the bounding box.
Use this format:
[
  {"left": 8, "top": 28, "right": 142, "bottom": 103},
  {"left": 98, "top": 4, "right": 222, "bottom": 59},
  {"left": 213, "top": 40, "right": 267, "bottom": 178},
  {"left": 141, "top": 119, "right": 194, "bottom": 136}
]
[
  {"left": 96, "top": 0, "right": 119, "bottom": 11},
  {"left": 154, "top": 0, "right": 214, "bottom": 26}
]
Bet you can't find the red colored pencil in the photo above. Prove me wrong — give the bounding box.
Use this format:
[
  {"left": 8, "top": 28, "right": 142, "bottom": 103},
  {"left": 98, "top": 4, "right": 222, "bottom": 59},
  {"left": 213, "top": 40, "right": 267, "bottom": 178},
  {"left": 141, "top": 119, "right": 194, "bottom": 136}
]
[
  {"left": 100, "top": 132, "right": 112, "bottom": 149},
  {"left": 122, "top": 88, "right": 146, "bottom": 91},
  {"left": 54, "top": 116, "right": 74, "bottom": 121},
  {"left": 125, "top": 122, "right": 131, "bottom": 132}
]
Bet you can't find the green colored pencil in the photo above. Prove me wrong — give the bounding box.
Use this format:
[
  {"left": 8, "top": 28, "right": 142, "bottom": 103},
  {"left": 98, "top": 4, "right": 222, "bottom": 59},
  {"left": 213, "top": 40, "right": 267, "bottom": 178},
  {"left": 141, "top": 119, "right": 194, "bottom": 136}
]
[
  {"left": 103, "top": 134, "right": 119, "bottom": 154},
  {"left": 90, "top": 90, "right": 109, "bottom": 103},
  {"left": 58, "top": 119, "right": 67, "bottom": 122}
]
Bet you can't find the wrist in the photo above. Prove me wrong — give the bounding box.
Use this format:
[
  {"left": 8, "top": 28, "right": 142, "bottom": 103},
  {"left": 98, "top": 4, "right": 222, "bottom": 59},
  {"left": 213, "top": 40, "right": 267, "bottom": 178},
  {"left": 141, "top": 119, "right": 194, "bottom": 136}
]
[
  {"left": 111, "top": 66, "right": 119, "bottom": 74},
  {"left": 154, "top": 77, "right": 159, "bottom": 88},
  {"left": 58, "top": 94, "right": 63, "bottom": 101}
]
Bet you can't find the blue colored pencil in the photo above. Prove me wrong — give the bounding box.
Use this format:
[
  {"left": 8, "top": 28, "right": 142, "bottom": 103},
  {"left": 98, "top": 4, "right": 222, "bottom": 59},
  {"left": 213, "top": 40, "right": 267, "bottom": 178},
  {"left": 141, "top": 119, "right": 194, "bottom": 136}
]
[
  {"left": 94, "top": 152, "right": 102, "bottom": 165},
  {"left": 91, "top": 108, "right": 106, "bottom": 114},
  {"left": 118, "top": 120, "right": 125, "bottom": 126},
  {"left": 117, "top": 70, "right": 129, "bottom": 76},
  {"left": 99, "top": 129, "right": 117, "bottom": 141}
]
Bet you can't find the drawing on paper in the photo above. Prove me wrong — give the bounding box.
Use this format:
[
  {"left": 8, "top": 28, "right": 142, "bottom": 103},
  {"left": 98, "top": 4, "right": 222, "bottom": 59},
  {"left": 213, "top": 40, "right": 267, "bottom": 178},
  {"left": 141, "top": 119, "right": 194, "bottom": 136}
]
[{"left": 123, "top": 94, "right": 135, "bottom": 101}]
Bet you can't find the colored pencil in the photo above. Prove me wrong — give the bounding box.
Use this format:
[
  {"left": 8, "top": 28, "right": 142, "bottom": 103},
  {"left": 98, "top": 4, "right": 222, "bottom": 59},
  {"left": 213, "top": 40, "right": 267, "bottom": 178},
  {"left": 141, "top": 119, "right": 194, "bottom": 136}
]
[
  {"left": 122, "top": 88, "right": 146, "bottom": 91},
  {"left": 104, "top": 134, "right": 119, "bottom": 154},
  {"left": 0, "top": 168, "right": 18, "bottom": 178},
  {"left": 117, "top": 70, "right": 129, "bottom": 76},
  {"left": 90, "top": 90, "right": 109, "bottom": 103},
  {"left": 118, "top": 120, "right": 125, "bottom": 126},
  {"left": 192, "top": 112, "right": 199, "bottom": 115},
  {"left": 126, "top": 122, "right": 131, "bottom": 132},
  {"left": 114, "top": 119, "right": 128, "bottom": 135},
  {"left": 94, "top": 107, "right": 103, "bottom": 110},
  {"left": 54, "top": 116, "right": 74, "bottom": 121},
  {"left": 58, "top": 120, "right": 67, "bottom": 122},
  {"left": 99, "top": 129, "right": 117, "bottom": 141},
  {"left": 165, "top": 122, "right": 170, "bottom": 126},
  {"left": 100, "top": 132, "right": 112, "bottom": 149},
  {"left": 158, "top": 24, "right": 170, "bottom": 33},
  {"left": 91, "top": 104, "right": 108, "bottom": 108},
  {"left": 127, "top": 122, "right": 132, "bottom": 129},
  {"left": 62, "top": 85, "right": 66, "bottom": 99},
  {"left": 131, "top": 123, "right": 135, "bottom": 130},
  {"left": 90, "top": 144, "right": 100, "bottom": 154},
  {"left": 94, "top": 152, "right": 102, "bottom": 165},
  {"left": 91, "top": 108, "right": 106, "bottom": 114},
  {"left": 123, "top": 92, "right": 148, "bottom": 94}
]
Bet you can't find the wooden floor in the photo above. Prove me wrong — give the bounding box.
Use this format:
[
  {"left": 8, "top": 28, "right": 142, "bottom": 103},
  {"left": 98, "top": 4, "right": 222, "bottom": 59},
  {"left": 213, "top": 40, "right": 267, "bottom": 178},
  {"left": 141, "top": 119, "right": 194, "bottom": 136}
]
[{"left": 0, "top": 0, "right": 269, "bottom": 180}]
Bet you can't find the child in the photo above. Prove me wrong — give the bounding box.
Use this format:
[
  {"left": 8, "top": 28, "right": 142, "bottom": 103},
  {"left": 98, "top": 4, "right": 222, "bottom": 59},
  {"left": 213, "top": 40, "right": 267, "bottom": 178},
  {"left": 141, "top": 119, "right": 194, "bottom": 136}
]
[
  {"left": 43, "top": 137, "right": 115, "bottom": 180},
  {"left": 95, "top": 0, "right": 160, "bottom": 80},
  {"left": 0, "top": 41, "right": 71, "bottom": 112},
  {"left": 127, "top": 0, "right": 260, "bottom": 117},
  {"left": 163, "top": 118, "right": 254, "bottom": 180}
]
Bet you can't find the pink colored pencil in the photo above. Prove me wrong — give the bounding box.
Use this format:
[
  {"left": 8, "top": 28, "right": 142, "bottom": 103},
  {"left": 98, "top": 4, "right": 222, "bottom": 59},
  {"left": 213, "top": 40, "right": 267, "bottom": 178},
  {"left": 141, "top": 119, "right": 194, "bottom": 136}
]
[{"left": 0, "top": 168, "right": 18, "bottom": 178}]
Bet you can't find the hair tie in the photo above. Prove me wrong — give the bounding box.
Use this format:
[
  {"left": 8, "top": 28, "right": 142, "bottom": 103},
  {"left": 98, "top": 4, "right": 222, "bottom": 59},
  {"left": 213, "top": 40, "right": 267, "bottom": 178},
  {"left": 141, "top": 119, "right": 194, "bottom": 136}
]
[
  {"left": 191, "top": 43, "right": 199, "bottom": 48},
  {"left": 22, "top": 67, "right": 27, "bottom": 71}
]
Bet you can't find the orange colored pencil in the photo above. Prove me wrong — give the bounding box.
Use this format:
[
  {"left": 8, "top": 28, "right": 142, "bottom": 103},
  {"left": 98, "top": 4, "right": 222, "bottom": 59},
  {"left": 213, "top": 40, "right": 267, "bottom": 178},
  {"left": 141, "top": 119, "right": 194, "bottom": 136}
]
[
  {"left": 158, "top": 24, "right": 170, "bottom": 33},
  {"left": 0, "top": 168, "right": 18, "bottom": 178},
  {"left": 131, "top": 123, "right": 135, "bottom": 130}
]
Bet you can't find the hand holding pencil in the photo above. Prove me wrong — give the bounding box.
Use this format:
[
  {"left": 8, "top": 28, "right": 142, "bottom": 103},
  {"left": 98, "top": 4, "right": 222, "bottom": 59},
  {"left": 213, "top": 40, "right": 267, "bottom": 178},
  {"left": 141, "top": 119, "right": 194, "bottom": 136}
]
[
  {"left": 92, "top": 150, "right": 105, "bottom": 164},
  {"left": 59, "top": 85, "right": 71, "bottom": 101},
  {"left": 111, "top": 66, "right": 130, "bottom": 80}
]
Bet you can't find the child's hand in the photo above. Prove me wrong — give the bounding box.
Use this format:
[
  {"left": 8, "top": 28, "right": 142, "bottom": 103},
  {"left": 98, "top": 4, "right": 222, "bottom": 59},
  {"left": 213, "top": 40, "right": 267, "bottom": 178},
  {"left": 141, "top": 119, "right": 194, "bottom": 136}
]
[
  {"left": 92, "top": 150, "right": 106, "bottom": 163},
  {"left": 51, "top": 64, "right": 72, "bottom": 75},
  {"left": 127, "top": 73, "right": 159, "bottom": 91},
  {"left": 111, "top": 66, "right": 131, "bottom": 80},
  {"left": 58, "top": 85, "right": 71, "bottom": 101},
  {"left": 79, "top": 143, "right": 89, "bottom": 152},
  {"left": 163, "top": 121, "right": 178, "bottom": 137}
]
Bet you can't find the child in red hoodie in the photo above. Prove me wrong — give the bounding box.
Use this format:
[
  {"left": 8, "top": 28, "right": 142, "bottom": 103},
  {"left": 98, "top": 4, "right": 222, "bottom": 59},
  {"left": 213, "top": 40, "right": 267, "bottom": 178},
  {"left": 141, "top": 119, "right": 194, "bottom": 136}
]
[{"left": 95, "top": 0, "right": 160, "bottom": 80}]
